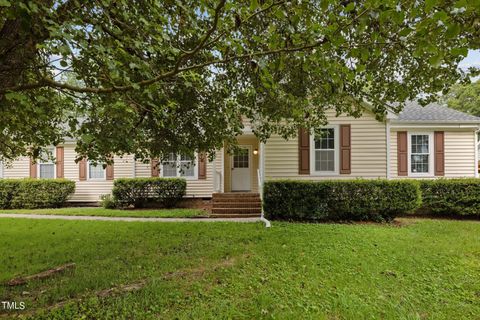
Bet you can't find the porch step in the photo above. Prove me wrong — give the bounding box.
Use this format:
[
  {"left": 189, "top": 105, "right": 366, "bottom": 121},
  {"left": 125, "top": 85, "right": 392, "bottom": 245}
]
[
  {"left": 212, "top": 202, "right": 262, "bottom": 208},
  {"left": 211, "top": 207, "right": 262, "bottom": 214},
  {"left": 211, "top": 192, "right": 262, "bottom": 217},
  {"left": 209, "top": 213, "right": 261, "bottom": 218},
  {"left": 212, "top": 192, "right": 260, "bottom": 199}
]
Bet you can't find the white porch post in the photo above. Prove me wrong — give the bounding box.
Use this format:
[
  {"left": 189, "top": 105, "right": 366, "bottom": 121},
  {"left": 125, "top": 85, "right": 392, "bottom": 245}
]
[
  {"left": 386, "top": 120, "right": 391, "bottom": 179},
  {"left": 259, "top": 142, "right": 265, "bottom": 198}
]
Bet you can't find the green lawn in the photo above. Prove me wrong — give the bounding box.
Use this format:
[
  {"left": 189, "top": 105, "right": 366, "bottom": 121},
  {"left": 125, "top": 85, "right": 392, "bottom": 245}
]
[
  {"left": 0, "top": 218, "right": 479, "bottom": 319},
  {"left": 0, "top": 207, "right": 206, "bottom": 218}
]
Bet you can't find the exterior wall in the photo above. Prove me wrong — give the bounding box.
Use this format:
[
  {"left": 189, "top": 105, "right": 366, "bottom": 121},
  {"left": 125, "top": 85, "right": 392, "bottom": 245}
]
[
  {"left": 390, "top": 128, "right": 476, "bottom": 178},
  {"left": 135, "top": 151, "right": 223, "bottom": 198},
  {"left": 264, "top": 109, "right": 387, "bottom": 180},
  {"left": 2, "top": 157, "right": 30, "bottom": 179},
  {"left": 224, "top": 135, "right": 259, "bottom": 192},
  {"left": 1, "top": 144, "right": 221, "bottom": 202}
]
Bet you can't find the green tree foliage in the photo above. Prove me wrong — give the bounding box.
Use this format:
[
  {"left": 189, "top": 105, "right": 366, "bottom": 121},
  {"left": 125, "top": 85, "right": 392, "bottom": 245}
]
[
  {"left": 0, "top": 0, "right": 479, "bottom": 163},
  {"left": 442, "top": 80, "right": 480, "bottom": 116}
]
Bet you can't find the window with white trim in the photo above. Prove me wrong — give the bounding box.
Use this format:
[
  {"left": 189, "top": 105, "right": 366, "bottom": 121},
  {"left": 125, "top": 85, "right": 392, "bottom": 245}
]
[
  {"left": 161, "top": 153, "right": 197, "bottom": 178},
  {"left": 38, "top": 147, "right": 55, "bottom": 179},
  {"left": 409, "top": 133, "right": 433, "bottom": 176},
  {"left": 88, "top": 162, "right": 105, "bottom": 180},
  {"left": 312, "top": 127, "right": 338, "bottom": 174}
]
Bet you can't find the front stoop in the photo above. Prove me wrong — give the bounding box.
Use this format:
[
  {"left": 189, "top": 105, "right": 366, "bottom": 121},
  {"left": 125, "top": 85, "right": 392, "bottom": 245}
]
[{"left": 211, "top": 193, "right": 262, "bottom": 218}]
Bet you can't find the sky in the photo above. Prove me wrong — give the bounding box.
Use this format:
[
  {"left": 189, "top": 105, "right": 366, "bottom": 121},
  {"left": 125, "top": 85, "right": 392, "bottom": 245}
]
[{"left": 460, "top": 50, "right": 480, "bottom": 74}]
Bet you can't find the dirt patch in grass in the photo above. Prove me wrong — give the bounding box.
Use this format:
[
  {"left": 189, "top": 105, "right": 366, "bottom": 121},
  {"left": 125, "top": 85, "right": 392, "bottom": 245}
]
[
  {"left": 5, "top": 263, "right": 76, "bottom": 287},
  {"left": 12, "top": 256, "right": 244, "bottom": 318}
]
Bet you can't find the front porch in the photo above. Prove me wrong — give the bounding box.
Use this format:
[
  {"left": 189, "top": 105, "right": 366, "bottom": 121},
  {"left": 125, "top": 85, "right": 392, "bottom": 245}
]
[
  {"left": 210, "top": 134, "right": 265, "bottom": 217},
  {"left": 224, "top": 135, "right": 261, "bottom": 193}
]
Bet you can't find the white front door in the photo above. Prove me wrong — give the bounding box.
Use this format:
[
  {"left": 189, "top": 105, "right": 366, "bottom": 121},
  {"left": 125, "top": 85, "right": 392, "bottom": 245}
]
[{"left": 231, "top": 146, "right": 251, "bottom": 191}]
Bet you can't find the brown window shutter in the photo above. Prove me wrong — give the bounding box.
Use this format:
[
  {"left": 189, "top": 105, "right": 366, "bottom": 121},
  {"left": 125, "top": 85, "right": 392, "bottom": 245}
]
[
  {"left": 106, "top": 162, "right": 114, "bottom": 180},
  {"left": 434, "top": 131, "right": 445, "bottom": 176},
  {"left": 29, "top": 157, "right": 37, "bottom": 178},
  {"left": 151, "top": 159, "right": 160, "bottom": 177},
  {"left": 397, "top": 131, "right": 408, "bottom": 176},
  {"left": 79, "top": 159, "right": 87, "bottom": 181},
  {"left": 56, "top": 147, "right": 64, "bottom": 178},
  {"left": 298, "top": 128, "right": 310, "bottom": 174},
  {"left": 339, "top": 124, "right": 351, "bottom": 174},
  {"left": 198, "top": 152, "right": 207, "bottom": 179}
]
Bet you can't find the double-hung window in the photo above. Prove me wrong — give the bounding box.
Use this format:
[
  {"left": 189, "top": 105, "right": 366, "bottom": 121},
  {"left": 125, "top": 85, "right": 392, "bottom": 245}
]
[
  {"left": 311, "top": 127, "right": 339, "bottom": 174},
  {"left": 162, "top": 153, "right": 197, "bottom": 178},
  {"left": 38, "top": 147, "right": 56, "bottom": 179},
  {"left": 409, "top": 133, "right": 433, "bottom": 176},
  {"left": 88, "top": 162, "right": 105, "bottom": 180}
]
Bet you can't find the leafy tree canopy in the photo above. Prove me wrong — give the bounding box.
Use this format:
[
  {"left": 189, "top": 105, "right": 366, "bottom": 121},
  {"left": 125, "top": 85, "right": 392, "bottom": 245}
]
[
  {"left": 441, "top": 80, "right": 480, "bottom": 116},
  {"left": 0, "top": 0, "right": 479, "bottom": 163}
]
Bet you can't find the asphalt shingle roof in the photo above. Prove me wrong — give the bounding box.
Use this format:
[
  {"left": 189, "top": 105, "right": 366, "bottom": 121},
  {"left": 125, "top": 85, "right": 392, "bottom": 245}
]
[{"left": 394, "top": 101, "right": 480, "bottom": 123}]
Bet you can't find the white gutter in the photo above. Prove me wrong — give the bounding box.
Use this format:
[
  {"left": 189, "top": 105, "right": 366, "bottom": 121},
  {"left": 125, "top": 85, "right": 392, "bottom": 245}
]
[
  {"left": 390, "top": 124, "right": 480, "bottom": 129},
  {"left": 386, "top": 120, "right": 391, "bottom": 180}
]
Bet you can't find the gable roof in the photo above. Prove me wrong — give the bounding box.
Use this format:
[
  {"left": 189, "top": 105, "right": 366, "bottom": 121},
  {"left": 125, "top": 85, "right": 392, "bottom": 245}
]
[{"left": 393, "top": 101, "right": 480, "bottom": 123}]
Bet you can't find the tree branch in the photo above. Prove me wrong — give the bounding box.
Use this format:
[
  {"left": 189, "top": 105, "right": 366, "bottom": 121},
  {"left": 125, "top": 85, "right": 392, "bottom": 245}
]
[{"left": 1, "top": 4, "right": 370, "bottom": 95}]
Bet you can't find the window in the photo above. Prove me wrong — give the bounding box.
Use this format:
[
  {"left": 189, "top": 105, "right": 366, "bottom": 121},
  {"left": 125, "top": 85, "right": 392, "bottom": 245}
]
[
  {"left": 311, "top": 127, "right": 338, "bottom": 174},
  {"left": 233, "top": 148, "right": 249, "bottom": 168},
  {"left": 161, "top": 153, "right": 197, "bottom": 178},
  {"left": 88, "top": 162, "right": 105, "bottom": 179},
  {"left": 409, "top": 133, "right": 433, "bottom": 176},
  {"left": 38, "top": 147, "right": 55, "bottom": 179}
]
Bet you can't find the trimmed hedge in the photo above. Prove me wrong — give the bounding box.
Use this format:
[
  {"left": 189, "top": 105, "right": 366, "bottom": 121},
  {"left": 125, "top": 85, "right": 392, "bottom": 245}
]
[
  {"left": 112, "top": 178, "right": 186, "bottom": 208},
  {"left": 420, "top": 179, "right": 480, "bottom": 216},
  {"left": 0, "top": 179, "right": 75, "bottom": 209},
  {"left": 263, "top": 179, "right": 421, "bottom": 222}
]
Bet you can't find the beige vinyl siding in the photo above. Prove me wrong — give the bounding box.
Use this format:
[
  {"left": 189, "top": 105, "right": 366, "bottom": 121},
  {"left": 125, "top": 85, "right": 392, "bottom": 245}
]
[
  {"left": 2, "top": 157, "right": 30, "bottom": 178},
  {"left": 265, "top": 110, "right": 387, "bottom": 180},
  {"left": 136, "top": 151, "right": 223, "bottom": 197},
  {"left": 389, "top": 129, "right": 476, "bottom": 178},
  {"left": 444, "top": 131, "right": 476, "bottom": 177},
  {"left": 66, "top": 145, "right": 135, "bottom": 202},
  {"left": 135, "top": 161, "right": 151, "bottom": 178}
]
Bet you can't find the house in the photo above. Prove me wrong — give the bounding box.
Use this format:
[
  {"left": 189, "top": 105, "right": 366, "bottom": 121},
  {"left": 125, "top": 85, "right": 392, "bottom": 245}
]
[{"left": 0, "top": 101, "right": 479, "bottom": 204}]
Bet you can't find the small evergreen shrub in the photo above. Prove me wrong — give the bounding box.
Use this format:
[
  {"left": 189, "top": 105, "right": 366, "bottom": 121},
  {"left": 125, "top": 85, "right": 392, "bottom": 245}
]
[
  {"left": 0, "top": 179, "right": 75, "bottom": 209},
  {"left": 263, "top": 179, "right": 421, "bottom": 222},
  {"left": 100, "top": 194, "right": 118, "bottom": 209},
  {"left": 112, "top": 178, "right": 186, "bottom": 208},
  {"left": 420, "top": 179, "right": 480, "bottom": 216}
]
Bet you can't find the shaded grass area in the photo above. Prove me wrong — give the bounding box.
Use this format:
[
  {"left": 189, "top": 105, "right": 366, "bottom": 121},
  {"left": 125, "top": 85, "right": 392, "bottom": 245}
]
[
  {"left": 0, "top": 218, "right": 479, "bottom": 319},
  {"left": 0, "top": 207, "right": 206, "bottom": 218}
]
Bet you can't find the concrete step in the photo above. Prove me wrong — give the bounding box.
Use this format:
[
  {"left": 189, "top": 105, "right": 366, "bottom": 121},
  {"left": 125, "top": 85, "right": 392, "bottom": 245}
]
[
  {"left": 212, "top": 202, "right": 262, "bottom": 208},
  {"left": 212, "top": 207, "right": 262, "bottom": 214}
]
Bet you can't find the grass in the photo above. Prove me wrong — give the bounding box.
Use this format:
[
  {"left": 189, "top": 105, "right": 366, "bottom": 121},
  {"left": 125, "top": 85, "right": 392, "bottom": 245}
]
[
  {"left": 0, "top": 218, "right": 479, "bottom": 319},
  {"left": 0, "top": 207, "right": 206, "bottom": 218}
]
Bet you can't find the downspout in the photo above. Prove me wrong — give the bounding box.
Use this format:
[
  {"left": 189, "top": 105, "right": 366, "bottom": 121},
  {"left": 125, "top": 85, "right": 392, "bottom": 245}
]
[
  {"left": 475, "top": 129, "right": 479, "bottom": 178},
  {"left": 132, "top": 156, "right": 136, "bottom": 178},
  {"left": 386, "top": 119, "right": 391, "bottom": 179},
  {"left": 258, "top": 142, "right": 271, "bottom": 228}
]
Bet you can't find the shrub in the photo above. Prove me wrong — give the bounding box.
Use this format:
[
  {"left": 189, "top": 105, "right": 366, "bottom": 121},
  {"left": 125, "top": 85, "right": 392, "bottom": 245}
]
[
  {"left": 112, "top": 178, "right": 186, "bottom": 208},
  {"left": 263, "top": 179, "right": 421, "bottom": 222},
  {"left": 0, "top": 180, "right": 20, "bottom": 209},
  {"left": 100, "top": 194, "right": 118, "bottom": 209},
  {"left": 0, "top": 179, "right": 75, "bottom": 209},
  {"left": 420, "top": 179, "right": 480, "bottom": 216}
]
